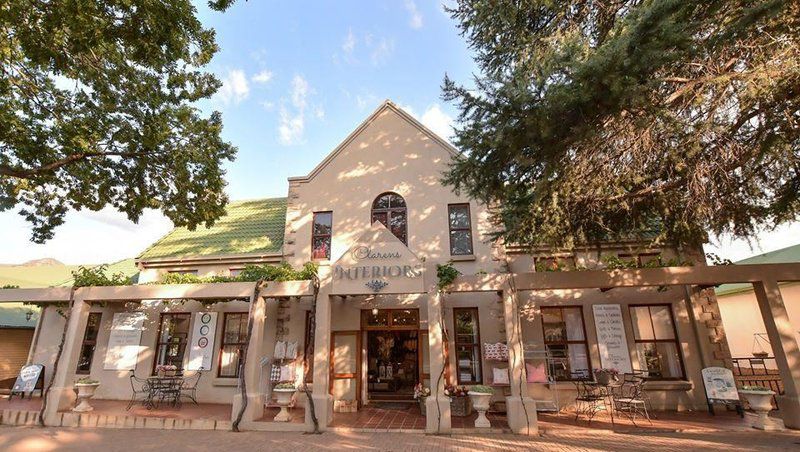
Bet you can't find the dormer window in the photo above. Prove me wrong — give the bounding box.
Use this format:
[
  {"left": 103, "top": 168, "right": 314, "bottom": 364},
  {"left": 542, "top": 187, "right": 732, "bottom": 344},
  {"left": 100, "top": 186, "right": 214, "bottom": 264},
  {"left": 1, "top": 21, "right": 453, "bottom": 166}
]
[{"left": 371, "top": 192, "right": 407, "bottom": 244}]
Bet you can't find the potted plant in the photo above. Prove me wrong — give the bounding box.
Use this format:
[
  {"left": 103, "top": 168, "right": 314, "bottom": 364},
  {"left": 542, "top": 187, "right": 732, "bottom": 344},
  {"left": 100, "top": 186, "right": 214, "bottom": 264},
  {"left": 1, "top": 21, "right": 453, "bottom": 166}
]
[
  {"left": 445, "top": 384, "right": 473, "bottom": 417},
  {"left": 73, "top": 377, "right": 101, "bottom": 412},
  {"left": 272, "top": 382, "right": 297, "bottom": 422},
  {"left": 414, "top": 383, "right": 431, "bottom": 416},
  {"left": 740, "top": 385, "right": 776, "bottom": 429},
  {"left": 593, "top": 368, "right": 619, "bottom": 386},
  {"left": 468, "top": 385, "right": 494, "bottom": 428}
]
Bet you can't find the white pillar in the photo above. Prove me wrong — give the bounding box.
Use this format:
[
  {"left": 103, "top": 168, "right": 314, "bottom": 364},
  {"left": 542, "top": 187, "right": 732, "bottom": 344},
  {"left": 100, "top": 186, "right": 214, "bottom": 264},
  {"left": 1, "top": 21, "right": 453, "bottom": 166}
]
[
  {"left": 753, "top": 280, "right": 800, "bottom": 429},
  {"left": 502, "top": 287, "right": 538, "bottom": 435},
  {"left": 43, "top": 294, "right": 91, "bottom": 425},
  {"left": 308, "top": 266, "right": 333, "bottom": 430},
  {"left": 425, "top": 287, "right": 451, "bottom": 433},
  {"left": 231, "top": 290, "right": 267, "bottom": 425}
]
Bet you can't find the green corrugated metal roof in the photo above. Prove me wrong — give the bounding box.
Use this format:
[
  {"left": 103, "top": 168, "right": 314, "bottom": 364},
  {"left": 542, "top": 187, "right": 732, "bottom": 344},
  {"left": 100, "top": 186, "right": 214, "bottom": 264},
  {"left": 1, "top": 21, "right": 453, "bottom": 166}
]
[
  {"left": 138, "top": 198, "right": 287, "bottom": 260},
  {"left": 715, "top": 242, "right": 800, "bottom": 296}
]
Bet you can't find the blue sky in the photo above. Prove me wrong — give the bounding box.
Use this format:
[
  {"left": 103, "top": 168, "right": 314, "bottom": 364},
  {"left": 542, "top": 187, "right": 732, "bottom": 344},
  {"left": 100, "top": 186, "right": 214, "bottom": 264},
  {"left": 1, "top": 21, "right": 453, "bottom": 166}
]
[{"left": 0, "top": 0, "right": 797, "bottom": 265}]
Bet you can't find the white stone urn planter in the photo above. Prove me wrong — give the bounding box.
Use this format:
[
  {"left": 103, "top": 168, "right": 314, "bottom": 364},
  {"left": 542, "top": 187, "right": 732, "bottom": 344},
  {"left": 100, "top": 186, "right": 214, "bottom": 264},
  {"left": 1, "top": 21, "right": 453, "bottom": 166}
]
[
  {"left": 468, "top": 391, "right": 493, "bottom": 428},
  {"left": 740, "top": 389, "right": 778, "bottom": 430},
  {"left": 73, "top": 382, "right": 100, "bottom": 412},
  {"left": 272, "top": 388, "right": 296, "bottom": 422}
]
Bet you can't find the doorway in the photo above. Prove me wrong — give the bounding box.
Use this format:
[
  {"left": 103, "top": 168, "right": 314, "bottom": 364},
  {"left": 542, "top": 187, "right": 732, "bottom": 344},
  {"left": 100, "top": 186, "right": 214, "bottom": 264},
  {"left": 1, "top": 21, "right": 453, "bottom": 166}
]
[{"left": 362, "top": 309, "right": 421, "bottom": 402}]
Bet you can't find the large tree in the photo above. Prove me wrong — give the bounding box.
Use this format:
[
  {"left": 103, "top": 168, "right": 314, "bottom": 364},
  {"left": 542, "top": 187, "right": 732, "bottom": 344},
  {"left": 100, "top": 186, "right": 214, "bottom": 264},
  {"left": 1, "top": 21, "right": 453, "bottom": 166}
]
[
  {"left": 1, "top": 0, "right": 237, "bottom": 243},
  {"left": 443, "top": 0, "right": 800, "bottom": 250}
]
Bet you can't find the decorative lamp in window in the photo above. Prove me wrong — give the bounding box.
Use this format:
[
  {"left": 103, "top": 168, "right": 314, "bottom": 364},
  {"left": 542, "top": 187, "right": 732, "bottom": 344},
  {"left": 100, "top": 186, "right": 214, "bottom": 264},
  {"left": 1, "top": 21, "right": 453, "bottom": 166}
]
[
  {"left": 540, "top": 306, "right": 591, "bottom": 380},
  {"left": 371, "top": 192, "right": 407, "bottom": 244},
  {"left": 311, "top": 211, "right": 333, "bottom": 260},
  {"left": 76, "top": 313, "right": 102, "bottom": 374},
  {"left": 153, "top": 313, "right": 191, "bottom": 374},
  {"left": 448, "top": 204, "right": 473, "bottom": 255},
  {"left": 453, "top": 308, "right": 482, "bottom": 384},
  {"left": 629, "top": 304, "right": 685, "bottom": 379},
  {"left": 218, "top": 313, "right": 248, "bottom": 378}
]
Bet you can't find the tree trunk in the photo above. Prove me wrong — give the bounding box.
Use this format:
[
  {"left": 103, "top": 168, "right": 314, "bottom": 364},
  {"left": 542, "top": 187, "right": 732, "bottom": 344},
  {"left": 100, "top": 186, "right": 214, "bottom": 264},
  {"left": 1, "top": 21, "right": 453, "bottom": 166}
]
[
  {"left": 232, "top": 280, "right": 265, "bottom": 432},
  {"left": 303, "top": 274, "right": 321, "bottom": 434},
  {"left": 38, "top": 289, "right": 76, "bottom": 427}
]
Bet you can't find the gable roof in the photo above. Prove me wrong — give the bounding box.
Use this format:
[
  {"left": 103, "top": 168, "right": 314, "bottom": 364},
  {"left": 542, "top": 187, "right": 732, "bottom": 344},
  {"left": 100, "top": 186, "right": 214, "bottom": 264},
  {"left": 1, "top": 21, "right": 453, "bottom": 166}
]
[
  {"left": 138, "top": 198, "right": 287, "bottom": 261},
  {"left": 715, "top": 242, "right": 800, "bottom": 296},
  {"left": 288, "top": 99, "right": 459, "bottom": 183}
]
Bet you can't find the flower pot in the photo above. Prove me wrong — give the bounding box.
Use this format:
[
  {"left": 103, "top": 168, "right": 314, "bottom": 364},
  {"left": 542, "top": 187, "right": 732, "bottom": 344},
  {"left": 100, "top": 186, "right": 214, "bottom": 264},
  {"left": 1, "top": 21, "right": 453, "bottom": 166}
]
[
  {"left": 468, "top": 392, "right": 493, "bottom": 428},
  {"left": 450, "top": 396, "right": 473, "bottom": 417},
  {"left": 418, "top": 398, "right": 427, "bottom": 416},
  {"left": 272, "top": 388, "right": 296, "bottom": 422},
  {"left": 73, "top": 383, "right": 100, "bottom": 412},
  {"left": 740, "top": 389, "right": 776, "bottom": 430}
]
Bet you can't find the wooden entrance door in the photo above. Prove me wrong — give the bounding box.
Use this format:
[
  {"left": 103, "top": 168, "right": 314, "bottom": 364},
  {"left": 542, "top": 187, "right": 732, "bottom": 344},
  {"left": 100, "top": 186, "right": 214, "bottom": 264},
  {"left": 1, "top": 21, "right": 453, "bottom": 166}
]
[{"left": 330, "top": 330, "right": 361, "bottom": 409}]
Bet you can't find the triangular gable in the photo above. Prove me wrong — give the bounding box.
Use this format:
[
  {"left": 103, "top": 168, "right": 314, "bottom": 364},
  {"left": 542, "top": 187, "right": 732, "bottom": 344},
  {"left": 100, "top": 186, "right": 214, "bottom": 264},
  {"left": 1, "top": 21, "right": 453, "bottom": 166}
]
[
  {"left": 288, "top": 100, "right": 459, "bottom": 183},
  {"left": 331, "top": 222, "right": 425, "bottom": 295}
]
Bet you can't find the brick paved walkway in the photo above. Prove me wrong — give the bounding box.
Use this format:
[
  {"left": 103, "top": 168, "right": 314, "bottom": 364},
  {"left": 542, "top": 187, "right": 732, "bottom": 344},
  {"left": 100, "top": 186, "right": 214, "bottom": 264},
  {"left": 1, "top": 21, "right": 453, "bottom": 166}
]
[{"left": 2, "top": 425, "right": 799, "bottom": 451}]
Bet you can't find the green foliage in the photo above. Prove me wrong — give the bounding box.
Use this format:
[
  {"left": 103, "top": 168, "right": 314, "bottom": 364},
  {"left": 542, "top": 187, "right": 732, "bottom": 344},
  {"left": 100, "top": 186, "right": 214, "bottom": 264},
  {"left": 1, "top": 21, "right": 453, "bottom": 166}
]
[
  {"left": 705, "top": 253, "right": 733, "bottom": 266},
  {"left": 1, "top": 284, "right": 20, "bottom": 289},
  {"left": 72, "top": 265, "right": 132, "bottom": 287},
  {"left": 236, "top": 262, "right": 318, "bottom": 282},
  {"left": 469, "top": 385, "right": 494, "bottom": 394},
  {"left": 158, "top": 262, "right": 318, "bottom": 285},
  {"left": 601, "top": 255, "right": 691, "bottom": 270},
  {"left": 0, "top": 0, "right": 238, "bottom": 243},
  {"left": 443, "top": 1, "right": 800, "bottom": 249},
  {"left": 436, "top": 262, "right": 461, "bottom": 290},
  {"left": 75, "top": 377, "right": 99, "bottom": 385}
]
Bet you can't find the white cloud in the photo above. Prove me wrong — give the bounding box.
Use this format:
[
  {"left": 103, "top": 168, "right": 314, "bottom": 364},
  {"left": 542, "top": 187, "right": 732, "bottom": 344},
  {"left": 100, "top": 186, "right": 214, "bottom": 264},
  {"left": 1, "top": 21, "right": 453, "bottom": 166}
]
[
  {"left": 260, "top": 100, "right": 275, "bottom": 111},
  {"left": 252, "top": 70, "right": 273, "bottom": 84},
  {"left": 404, "top": 0, "right": 423, "bottom": 29},
  {"left": 290, "top": 75, "right": 310, "bottom": 109},
  {"left": 278, "top": 75, "right": 320, "bottom": 145},
  {"left": 370, "top": 38, "right": 395, "bottom": 66},
  {"left": 421, "top": 104, "right": 454, "bottom": 140},
  {"left": 399, "top": 103, "right": 454, "bottom": 141},
  {"left": 342, "top": 29, "right": 356, "bottom": 54},
  {"left": 213, "top": 69, "right": 250, "bottom": 105},
  {"left": 278, "top": 108, "right": 305, "bottom": 145}
]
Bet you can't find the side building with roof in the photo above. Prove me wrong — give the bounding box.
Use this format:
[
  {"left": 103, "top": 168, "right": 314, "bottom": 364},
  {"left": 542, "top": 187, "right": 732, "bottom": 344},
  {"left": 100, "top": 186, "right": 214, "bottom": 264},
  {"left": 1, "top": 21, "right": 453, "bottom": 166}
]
[{"left": 716, "top": 243, "right": 800, "bottom": 364}]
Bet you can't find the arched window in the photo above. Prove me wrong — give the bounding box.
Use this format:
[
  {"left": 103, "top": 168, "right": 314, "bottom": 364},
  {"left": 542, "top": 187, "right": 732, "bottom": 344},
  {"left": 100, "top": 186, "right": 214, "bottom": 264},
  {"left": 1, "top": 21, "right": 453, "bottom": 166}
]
[{"left": 371, "top": 192, "right": 407, "bottom": 244}]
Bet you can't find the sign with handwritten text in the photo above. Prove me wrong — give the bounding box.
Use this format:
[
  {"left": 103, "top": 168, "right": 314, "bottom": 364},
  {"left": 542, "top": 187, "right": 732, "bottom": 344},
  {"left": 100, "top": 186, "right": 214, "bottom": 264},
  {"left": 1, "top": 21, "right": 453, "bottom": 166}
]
[{"left": 592, "top": 304, "right": 633, "bottom": 374}]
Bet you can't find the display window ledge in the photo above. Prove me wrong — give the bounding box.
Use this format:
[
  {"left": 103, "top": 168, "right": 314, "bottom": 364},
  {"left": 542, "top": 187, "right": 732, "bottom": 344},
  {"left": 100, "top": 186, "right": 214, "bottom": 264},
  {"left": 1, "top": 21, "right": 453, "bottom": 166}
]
[
  {"left": 449, "top": 254, "right": 476, "bottom": 262},
  {"left": 212, "top": 377, "right": 239, "bottom": 387}
]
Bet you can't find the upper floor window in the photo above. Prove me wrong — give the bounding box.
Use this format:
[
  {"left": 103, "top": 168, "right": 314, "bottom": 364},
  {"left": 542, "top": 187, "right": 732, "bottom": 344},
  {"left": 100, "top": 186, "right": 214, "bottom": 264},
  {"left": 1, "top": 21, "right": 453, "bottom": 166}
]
[
  {"left": 371, "top": 192, "right": 407, "bottom": 244},
  {"left": 618, "top": 252, "right": 662, "bottom": 267},
  {"left": 448, "top": 204, "right": 473, "bottom": 255},
  {"left": 312, "top": 211, "right": 332, "bottom": 260}
]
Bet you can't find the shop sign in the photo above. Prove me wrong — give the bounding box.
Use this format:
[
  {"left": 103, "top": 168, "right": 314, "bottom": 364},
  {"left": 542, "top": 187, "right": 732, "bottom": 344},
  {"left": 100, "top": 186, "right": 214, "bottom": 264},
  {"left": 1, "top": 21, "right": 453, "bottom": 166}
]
[
  {"left": 11, "top": 364, "right": 44, "bottom": 396},
  {"left": 104, "top": 312, "right": 145, "bottom": 370},
  {"left": 592, "top": 304, "right": 633, "bottom": 374},
  {"left": 187, "top": 312, "right": 218, "bottom": 371},
  {"left": 331, "top": 222, "right": 424, "bottom": 295},
  {"left": 702, "top": 367, "right": 740, "bottom": 402}
]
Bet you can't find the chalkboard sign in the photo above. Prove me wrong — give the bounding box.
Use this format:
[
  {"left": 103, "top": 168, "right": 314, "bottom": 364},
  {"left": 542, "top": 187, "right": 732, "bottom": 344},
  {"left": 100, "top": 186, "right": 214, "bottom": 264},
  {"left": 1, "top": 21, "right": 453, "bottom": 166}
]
[{"left": 10, "top": 364, "right": 45, "bottom": 399}]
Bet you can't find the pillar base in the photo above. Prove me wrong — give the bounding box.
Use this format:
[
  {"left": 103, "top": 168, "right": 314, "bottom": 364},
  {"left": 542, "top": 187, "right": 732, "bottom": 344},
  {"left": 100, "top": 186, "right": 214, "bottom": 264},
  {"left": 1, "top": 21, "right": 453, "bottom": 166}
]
[
  {"left": 777, "top": 394, "right": 800, "bottom": 430},
  {"left": 231, "top": 392, "right": 265, "bottom": 426},
  {"left": 425, "top": 396, "right": 452, "bottom": 434},
  {"left": 305, "top": 393, "right": 333, "bottom": 431},
  {"left": 506, "top": 396, "right": 538, "bottom": 435}
]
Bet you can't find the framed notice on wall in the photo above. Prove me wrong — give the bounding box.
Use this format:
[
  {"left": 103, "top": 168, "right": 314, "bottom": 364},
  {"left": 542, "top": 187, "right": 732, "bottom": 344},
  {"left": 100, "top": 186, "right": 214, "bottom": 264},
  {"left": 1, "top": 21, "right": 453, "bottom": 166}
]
[
  {"left": 592, "top": 304, "right": 633, "bottom": 373},
  {"left": 187, "top": 312, "right": 218, "bottom": 371},
  {"left": 104, "top": 312, "right": 145, "bottom": 370}
]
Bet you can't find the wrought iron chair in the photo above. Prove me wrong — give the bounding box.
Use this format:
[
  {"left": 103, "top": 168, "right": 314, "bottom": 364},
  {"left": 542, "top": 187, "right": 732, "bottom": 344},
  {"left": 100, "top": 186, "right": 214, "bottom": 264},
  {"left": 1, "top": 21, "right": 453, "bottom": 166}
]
[
  {"left": 180, "top": 371, "right": 202, "bottom": 405},
  {"left": 613, "top": 374, "right": 653, "bottom": 425},
  {"left": 573, "top": 381, "right": 606, "bottom": 424},
  {"left": 127, "top": 371, "right": 151, "bottom": 410}
]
